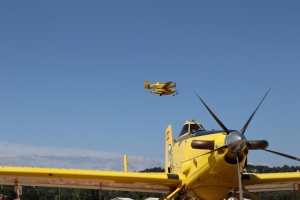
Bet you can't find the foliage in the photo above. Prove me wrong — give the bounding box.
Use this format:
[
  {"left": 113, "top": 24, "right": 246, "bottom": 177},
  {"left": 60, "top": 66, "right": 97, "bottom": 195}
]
[
  {"left": 21, "top": 188, "right": 39, "bottom": 200},
  {"left": 72, "top": 189, "right": 93, "bottom": 200},
  {"left": 245, "top": 164, "right": 300, "bottom": 173},
  {"left": 140, "top": 167, "right": 164, "bottom": 172},
  {"left": 0, "top": 186, "right": 16, "bottom": 200}
]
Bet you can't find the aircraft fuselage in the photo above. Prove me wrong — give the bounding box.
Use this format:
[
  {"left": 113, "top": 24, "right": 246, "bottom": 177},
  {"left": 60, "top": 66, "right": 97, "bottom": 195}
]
[{"left": 171, "top": 129, "right": 247, "bottom": 199}]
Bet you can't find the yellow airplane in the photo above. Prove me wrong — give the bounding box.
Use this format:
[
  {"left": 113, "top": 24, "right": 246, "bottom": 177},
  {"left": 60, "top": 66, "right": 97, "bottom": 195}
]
[
  {"left": 144, "top": 80, "right": 176, "bottom": 89},
  {"left": 150, "top": 88, "right": 178, "bottom": 96},
  {"left": 144, "top": 80, "right": 178, "bottom": 96},
  {"left": 2, "top": 89, "right": 300, "bottom": 200}
]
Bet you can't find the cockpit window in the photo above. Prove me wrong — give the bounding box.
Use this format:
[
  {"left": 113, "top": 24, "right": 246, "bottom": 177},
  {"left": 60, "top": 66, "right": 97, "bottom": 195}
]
[
  {"left": 190, "top": 124, "right": 200, "bottom": 133},
  {"left": 178, "top": 123, "right": 206, "bottom": 138},
  {"left": 190, "top": 124, "right": 205, "bottom": 133},
  {"left": 178, "top": 124, "right": 205, "bottom": 137},
  {"left": 178, "top": 124, "right": 189, "bottom": 137}
]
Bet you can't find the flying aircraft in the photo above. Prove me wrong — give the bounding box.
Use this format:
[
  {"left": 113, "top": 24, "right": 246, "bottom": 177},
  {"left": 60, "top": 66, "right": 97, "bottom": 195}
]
[
  {"left": 144, "top": 80, "right": 176, "bottom": 89},
  {"left": 150, "top": 88, "right": 178, "bottom": 96},
  {"left": 144, "top": 80, "right": 178, "bottom": 96},
  {"left": 1, "top": 89, "right": 300, "bottom": 200}
]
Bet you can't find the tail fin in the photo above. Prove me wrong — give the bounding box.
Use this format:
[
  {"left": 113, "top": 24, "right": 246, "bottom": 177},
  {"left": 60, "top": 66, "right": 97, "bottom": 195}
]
[
  {"left": 144, "top": 80, "right": 150, "bottom": 89},
  {"left": 165, "top": 125, "right": 173, "bottom": 173}
]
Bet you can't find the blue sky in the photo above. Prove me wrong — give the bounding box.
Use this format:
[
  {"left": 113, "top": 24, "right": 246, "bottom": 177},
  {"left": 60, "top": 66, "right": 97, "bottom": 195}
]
[{"left": 1, "top": 1, "right": 300, "bottom": 170}]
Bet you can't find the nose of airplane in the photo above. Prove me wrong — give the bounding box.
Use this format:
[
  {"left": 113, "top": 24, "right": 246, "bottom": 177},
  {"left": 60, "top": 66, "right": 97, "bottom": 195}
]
[{"left": 225, "top": 131, "right": 248, "bottom": 154}]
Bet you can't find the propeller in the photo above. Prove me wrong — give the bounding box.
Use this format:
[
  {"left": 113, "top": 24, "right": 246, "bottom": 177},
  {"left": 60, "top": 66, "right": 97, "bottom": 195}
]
[
  {"left": 195, "top": 89, "right": 300, "bottom": 159},
  {"left": 191, "top": 89, "right": 300, "bottom": 198},
  {"left": 173, "top": 82, "right": 178, "bottom": 95},
  {"left": 240, "top": 89, "right": 270, "bottom": 134}
]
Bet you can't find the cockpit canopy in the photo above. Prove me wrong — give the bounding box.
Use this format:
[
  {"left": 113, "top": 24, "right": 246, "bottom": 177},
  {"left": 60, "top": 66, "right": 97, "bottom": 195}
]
[{"left": 178, "top": 120, "right": 205, "bottom": 138}]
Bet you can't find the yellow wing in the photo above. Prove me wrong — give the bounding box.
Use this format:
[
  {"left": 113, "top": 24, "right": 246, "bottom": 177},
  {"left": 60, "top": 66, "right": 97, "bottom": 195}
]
[
  {"left": 0, "top": 166, "right": 182, "bottom": 193},
  {"left": 242, "top": 172, "right": 300, "bottom": 192},
  {"left": 161, "top": 82, "right": 172, "bottom": 90}
]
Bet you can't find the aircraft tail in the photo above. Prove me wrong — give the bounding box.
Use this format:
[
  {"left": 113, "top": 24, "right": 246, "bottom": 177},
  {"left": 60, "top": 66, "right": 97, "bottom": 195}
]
[
  {"left": 165, "top": 125, "right": 173, "bottom": 173},
  {"left": 144, "top": 80, "right": 150, "bottom": 89}
]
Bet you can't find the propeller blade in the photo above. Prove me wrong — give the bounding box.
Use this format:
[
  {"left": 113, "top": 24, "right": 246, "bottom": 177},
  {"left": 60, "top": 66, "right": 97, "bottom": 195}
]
[
  {"left": 263, "top": 149, "right": 300, "bottom": 161},
  {"left": 240, "top": 88, "right": 270, "bottom": 134},
  {"left": 175, "top": 144, "right": 228, "bottom": 165},
  {"left": 247, "top": 140, "right": 269, "bottom": 150},
  {"left": 195, "top": 92, "right": 230, "bottom": 135},
  {"left": 235, "top": 154, "right": 243, "bottom": 200}
]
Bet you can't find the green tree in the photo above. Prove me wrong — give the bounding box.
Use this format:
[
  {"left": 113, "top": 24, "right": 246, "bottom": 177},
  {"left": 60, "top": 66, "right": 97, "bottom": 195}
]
[
  {"left": 89, "top": 189, "right": 100, "bottom": 200},
  {"left": 140, "top": 167, "right": 164, "bottom": 172},
  {"left": 21, "top": 188, "right": 39, "bottom": 200},
  {"left": 28, "top": 187, "right": 56, "bottom": 200},
  {"left": 72, "top": 188, "right": 92, "bottom": 200},
  {"left": 0, "top": 187, "right": 16, "bottom": 200}
]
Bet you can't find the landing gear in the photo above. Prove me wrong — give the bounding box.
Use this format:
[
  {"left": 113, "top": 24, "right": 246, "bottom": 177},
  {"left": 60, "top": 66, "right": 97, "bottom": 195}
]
[
  {"left": 159, "top": 185, "right": 192, "bottom": 200},
  {"left": 293, "top": 183, "right": 300, "bottom": 199}
]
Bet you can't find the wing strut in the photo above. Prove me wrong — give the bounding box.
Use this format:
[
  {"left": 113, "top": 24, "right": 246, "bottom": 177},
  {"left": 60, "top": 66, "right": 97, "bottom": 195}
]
[
  {"left": 124, "top": 154, "right": 128, "bottom": 172},
  {"left": 160, "top": 185, "right": 186, "bottom": 200},
  {"left": 293, "top": 184, "right": 300, "bottom": 198},
  {"left": 242, "top": 188, "right": 261, "bottom": 200}
]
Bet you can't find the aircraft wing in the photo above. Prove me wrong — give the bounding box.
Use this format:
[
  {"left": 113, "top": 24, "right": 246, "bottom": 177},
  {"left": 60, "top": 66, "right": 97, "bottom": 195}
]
[
  {"left": 242, "top": 172, "right": 300, "bottom": 192},
  {"left": 0, "top": 166, "right": 182, "bottom": 193},
  {"left": 161, "top": 82, "right": 173, "bottom": 90}
]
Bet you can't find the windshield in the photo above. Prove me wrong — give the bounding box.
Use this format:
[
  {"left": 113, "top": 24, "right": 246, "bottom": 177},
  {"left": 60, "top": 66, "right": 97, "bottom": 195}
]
[
  {"left": 190, "top": 124, "right": 200, "bottom": 133},
  {"left": 178, "top": 123, "right": 206, "bottom": 138},
  {"left": 178, "top": 124, "right": 189, "bottom": 137},
  {"left": 190, "top": 124, "right": 205, "bottom": 133}
]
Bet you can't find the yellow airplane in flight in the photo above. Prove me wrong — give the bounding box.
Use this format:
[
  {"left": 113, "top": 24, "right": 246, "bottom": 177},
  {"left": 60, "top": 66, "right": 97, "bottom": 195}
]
[
  {"left": 1, "top": 89, "right": 300, "bottom": 200},
  {"left": 144, "top": 80, "right": 178, "bottom": 96},
  {"left": 144, "top": 80, "right": 177, "bottom": 89}
]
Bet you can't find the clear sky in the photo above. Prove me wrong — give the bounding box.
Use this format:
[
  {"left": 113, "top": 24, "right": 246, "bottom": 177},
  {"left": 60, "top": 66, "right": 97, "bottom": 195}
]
[{"left": 1, "top": 1, "right": 300, "bottom": 171}]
